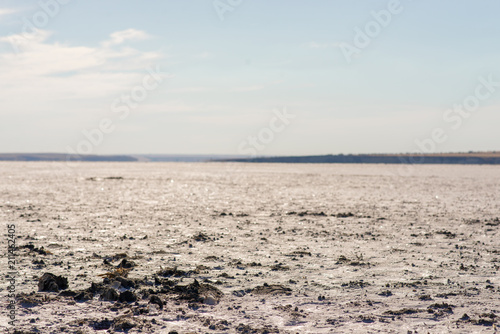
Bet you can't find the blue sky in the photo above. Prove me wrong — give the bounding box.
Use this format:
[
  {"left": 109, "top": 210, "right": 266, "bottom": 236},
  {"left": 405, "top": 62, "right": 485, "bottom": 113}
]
[{"left": 0, "top": 0, "right": 499, "bottom": 156}]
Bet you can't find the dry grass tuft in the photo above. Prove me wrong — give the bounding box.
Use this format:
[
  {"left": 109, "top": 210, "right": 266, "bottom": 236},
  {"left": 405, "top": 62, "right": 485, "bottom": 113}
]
[{"left": 97, "top": 267, "right": 131, "bottom": 279}]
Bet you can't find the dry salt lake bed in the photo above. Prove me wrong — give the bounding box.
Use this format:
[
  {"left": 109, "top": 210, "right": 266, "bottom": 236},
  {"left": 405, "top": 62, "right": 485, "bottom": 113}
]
[{"left": 0, "top": 162, "right": 499, "bottom": 333}]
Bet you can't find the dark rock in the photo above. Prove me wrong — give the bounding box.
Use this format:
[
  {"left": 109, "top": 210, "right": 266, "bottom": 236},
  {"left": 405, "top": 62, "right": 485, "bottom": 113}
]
[
  {"left": 428, "top": 302, "right": 454, "bottom": 309},
  {"left": 174, "top": 279, "right": 223, "bottom": 304},
  {"left": 359, "top": 315, "right": 375, "bottom": 323},
  {"left": 38, "top": 273, "right": 68, "bottom": 292},
  {"left": 378, "top": 290, "right": 392, "bottom": 297},
  {"left": 149, "top": 295, "right": 163, "bottom": 309},
  {"left": 341, "top": 280, "right": 370, "bottom": 288},
  {"left": 115, "top": 276, "right": 136, "bottom": 289},
  {"left": 119, "top": 290, "right": 137, "bottom": 303},
  {"left": 20, "top": 244, "right": 49, "bottom": 255},
  {"left": 91, "top": 318, "right": 113, "bottom": 330},
  {"left": 235, "top": 323, "right": 279, "bottom": 333},
  {"left": 270, "top": 264, "right": 290, "bottom": 271},
  {"left": 193, "top": 232, "right": 211, "bottom": 242},
  {"left": 286, "top": 251, "right": 312, "bottom": 257},
  {"left": 117, "top": 258, "right": 135, "bottom": 269},
  {"left": 113, "top": 318, "right": 135, "bottom": 331},
  {"left": 100, "top": 288, "right": 119, "bottom": 301},
  {"left": 476, "top": 318, "right": 495, "bottom": 326},
  {"left": 428, "top": 302, "right": 454, "bottom": 314},
  {"left": 58, "top": 290, "right": 77, "bottom": 297},
  {"left": 32, "top": 259, "right": 45, "bottom": 267},
  {"left": 252, "top": 284, "right": 292, "bottom": 296},
  {"left": 418, "top": 294, "right": 432, "bottom": 300},
  {"left": 232, "top": 290, "right": 246, "bottom": 297},
  {"left": 88, "top": 282, "right": 107, "bottom": 295},
  {"left": 156, "top": 267, "right": 190, "bottom": 278},
  {"left": 384, "top": 308, "right": 422, "bottom": 315},
  {"left": 74, "top": 291, "right": 93, "bottom": 302},
  {"left": 336, "top": 212, "right": 354, "bottom": 218}
]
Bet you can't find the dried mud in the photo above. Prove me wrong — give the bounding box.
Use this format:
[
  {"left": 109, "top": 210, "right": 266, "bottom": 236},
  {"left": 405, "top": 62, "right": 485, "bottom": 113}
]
[{"left": 0, "top": 162, "right": 499, "bottom": 333}]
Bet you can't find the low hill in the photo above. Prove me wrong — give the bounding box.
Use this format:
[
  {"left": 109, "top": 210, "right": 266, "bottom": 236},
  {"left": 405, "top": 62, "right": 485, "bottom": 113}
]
[
  {"left": 0, "top": 153, "right": 248, "bottom": 162},
  {"left": 0, "top": 153, "right": 138, "bottom": 162},
  {"left": 219, "top": 152, "right": 500, "bottom": 165}
]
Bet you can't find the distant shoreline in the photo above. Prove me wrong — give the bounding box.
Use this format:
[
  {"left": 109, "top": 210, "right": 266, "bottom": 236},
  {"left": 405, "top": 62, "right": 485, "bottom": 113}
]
[
  {"left": 0, "top": 153, "right": 243, "bottom": 163},
  {"left": 218, "top": 152, "right": 500, "bottom": 165},
  {"left": 1, "top": 152, "right": 500, "bottom": 164}
]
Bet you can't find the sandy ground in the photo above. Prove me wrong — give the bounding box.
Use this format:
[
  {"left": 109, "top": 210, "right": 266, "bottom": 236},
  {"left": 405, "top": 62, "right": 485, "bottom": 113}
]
[{"left": 0, "top": 162, "right": 499, "bottom": 333}]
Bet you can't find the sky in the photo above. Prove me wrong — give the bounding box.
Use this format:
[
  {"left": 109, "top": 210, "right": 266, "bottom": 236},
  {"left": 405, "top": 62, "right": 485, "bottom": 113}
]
[{"left": 0, "top": 0, "right": 499, "bottom": 156}]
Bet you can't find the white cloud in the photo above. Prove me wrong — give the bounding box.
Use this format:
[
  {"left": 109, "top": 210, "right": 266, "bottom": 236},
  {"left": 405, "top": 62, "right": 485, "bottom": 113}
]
[
  {"left": 0, "top": 29, "right": 164, "bottom": 115},
  {"left": 102, "top": 29, "right": 151, "bottom": 47},
  {"left": 0, "top": 8, "right": 17, "bottom": 16}
]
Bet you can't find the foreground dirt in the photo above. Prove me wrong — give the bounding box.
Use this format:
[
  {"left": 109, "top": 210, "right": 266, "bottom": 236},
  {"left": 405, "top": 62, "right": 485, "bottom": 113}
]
[{"left": 0, "top": 162, "right": 499, "bottom": 333}]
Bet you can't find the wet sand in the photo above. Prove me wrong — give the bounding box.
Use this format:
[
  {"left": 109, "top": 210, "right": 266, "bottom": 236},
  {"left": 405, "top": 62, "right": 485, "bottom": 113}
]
[{"left": 1, "top": 162, "right": 499, "bottom": 333}]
